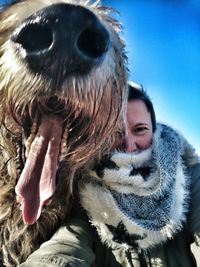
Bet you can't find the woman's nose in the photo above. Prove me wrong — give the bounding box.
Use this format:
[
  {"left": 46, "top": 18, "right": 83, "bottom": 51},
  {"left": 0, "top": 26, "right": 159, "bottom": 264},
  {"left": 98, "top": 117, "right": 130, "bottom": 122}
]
[{"left": 123, "top": 136, "right": 137, "bottom": 152}]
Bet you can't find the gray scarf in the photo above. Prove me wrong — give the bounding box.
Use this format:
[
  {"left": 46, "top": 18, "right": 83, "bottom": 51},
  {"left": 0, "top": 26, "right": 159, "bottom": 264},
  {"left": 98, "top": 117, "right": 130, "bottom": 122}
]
[{"left": 79, "top": 124, "right": 198, "bottom": 251}]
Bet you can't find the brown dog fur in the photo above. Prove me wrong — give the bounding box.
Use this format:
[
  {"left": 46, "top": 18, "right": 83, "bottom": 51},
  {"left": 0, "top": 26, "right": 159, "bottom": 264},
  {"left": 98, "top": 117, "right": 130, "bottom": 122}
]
[{"left": 0, "top": 0, "right": 128, "bottom": 265}]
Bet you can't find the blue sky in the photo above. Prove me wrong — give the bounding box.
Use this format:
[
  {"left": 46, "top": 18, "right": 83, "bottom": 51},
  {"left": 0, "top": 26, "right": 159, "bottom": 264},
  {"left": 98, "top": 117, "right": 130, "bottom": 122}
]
[
  {"left": 104, "top": 0, "right": 200, "bottom": 154},
  {"left": 0, "top": 0, "right": 199, "bottom": 153}
]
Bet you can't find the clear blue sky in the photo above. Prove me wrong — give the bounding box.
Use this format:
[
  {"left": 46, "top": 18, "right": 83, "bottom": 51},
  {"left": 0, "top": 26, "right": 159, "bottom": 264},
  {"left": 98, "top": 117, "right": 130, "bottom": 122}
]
[
  {"left": 0, "top": 0, "right": 199, "bottom": 153},
  {"left": 104, "top": 0, "right": 200, "bottom": 154}
]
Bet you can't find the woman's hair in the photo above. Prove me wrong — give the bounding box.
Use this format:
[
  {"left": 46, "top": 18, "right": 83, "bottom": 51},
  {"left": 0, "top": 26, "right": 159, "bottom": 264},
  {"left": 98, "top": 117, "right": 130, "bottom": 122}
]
[{"left": 128, "top": 82, "right": 156, "bottom": 132}]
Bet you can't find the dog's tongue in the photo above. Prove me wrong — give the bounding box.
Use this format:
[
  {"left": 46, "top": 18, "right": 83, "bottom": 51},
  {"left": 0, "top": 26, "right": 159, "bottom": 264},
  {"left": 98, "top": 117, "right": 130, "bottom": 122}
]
[{"left": 15, "top": 115, "right": 63, "bottom": 225}]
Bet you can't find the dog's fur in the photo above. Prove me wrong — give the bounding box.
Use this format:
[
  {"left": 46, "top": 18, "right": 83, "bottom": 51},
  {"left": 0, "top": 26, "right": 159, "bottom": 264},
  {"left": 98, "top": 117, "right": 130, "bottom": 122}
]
[{"left": 0, "top": 0, "right": 128, "bottom": 265}]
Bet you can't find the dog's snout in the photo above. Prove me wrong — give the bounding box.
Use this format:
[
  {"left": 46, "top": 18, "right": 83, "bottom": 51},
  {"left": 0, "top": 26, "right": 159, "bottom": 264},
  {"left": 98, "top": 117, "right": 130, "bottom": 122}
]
[{"left": 11, "top": 3, "right": 110, "bottom": 77}]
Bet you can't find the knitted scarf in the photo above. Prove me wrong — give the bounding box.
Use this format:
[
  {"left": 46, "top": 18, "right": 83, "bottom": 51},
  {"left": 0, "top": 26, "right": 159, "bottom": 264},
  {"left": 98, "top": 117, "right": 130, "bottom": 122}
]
[{"left": 79, "top": 124, "right": 197, "bottom": 251}]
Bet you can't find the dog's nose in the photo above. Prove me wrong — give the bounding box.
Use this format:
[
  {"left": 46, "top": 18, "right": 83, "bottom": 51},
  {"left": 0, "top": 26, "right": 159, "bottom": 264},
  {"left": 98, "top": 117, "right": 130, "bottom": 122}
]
[{"left": 11, "top": 3, "right": 110, "bottom": 77}]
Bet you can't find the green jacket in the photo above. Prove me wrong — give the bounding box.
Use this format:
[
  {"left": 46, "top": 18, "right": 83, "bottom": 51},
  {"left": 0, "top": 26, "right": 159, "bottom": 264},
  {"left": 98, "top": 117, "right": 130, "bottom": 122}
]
[{"left": 19, "top": 163, "right": 200, "bottom": 267}]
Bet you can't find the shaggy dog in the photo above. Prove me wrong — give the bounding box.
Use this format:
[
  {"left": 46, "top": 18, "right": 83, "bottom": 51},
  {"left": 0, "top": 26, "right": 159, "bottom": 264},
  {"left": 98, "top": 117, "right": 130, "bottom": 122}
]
[{"left": 0, "top": 0, "right": 128, "bottom": 265}]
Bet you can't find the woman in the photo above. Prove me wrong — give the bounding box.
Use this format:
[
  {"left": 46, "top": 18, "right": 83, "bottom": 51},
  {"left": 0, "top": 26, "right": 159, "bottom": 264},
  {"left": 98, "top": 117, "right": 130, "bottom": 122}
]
[{"left": 20, "top": 83, "right": 200, "bottom": 267}]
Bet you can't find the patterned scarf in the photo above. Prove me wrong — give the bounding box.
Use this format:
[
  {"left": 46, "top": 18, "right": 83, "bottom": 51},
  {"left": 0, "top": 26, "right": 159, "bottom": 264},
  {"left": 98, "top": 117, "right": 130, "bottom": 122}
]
[{"left": 79, "top": 123, "right": 196, "bottom": 251}]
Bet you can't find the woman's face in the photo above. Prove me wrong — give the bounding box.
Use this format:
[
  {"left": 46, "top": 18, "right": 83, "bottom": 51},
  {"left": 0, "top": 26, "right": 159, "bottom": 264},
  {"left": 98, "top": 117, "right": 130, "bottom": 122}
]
[{"left": 121, "top": 99, "right": 153, "bottom": 153}]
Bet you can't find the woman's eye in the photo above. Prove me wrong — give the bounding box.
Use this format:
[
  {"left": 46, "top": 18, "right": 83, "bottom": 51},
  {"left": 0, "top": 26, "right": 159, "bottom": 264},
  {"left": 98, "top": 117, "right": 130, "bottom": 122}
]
[{"left": 133, "top": 127, "right": 148, "bottom": 134}]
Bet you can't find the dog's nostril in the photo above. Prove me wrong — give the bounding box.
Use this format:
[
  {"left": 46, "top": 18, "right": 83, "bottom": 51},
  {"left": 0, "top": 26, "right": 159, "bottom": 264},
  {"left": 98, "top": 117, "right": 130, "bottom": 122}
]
[
  {"left": 77, "top": 27, "right": 110, "bottom": 59},
  {"left": 12, "top": 24, "right": 53, "bottom": 54}
]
